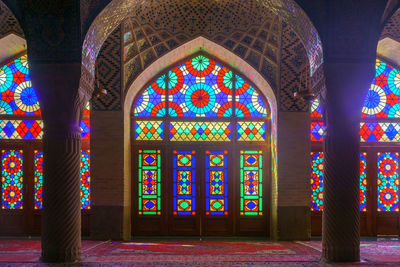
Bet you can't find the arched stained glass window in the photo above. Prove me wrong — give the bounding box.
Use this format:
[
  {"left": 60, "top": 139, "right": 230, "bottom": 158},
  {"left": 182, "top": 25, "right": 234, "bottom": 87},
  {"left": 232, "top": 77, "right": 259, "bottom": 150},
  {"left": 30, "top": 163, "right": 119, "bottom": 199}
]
[
  {"left": 132, "top": 53, "right": 270, "bottom": 236},
  {"left": 362, "top": 59, "right": 400, "bottom": 118},
  {"left": 0, "top": 54, "right": 91, "bottom": 212},
  {"left": 133, "top": 55, "right": 268, "bottom": 118},
  {"left": 0, "top": 55, "right": 40, "bottom": 115}
]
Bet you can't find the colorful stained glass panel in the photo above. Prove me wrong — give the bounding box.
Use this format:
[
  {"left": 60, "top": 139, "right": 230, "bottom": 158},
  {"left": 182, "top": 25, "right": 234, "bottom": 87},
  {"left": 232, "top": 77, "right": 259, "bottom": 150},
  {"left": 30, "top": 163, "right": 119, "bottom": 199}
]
[
  {"left": 206, "top": 151, "right": 228, "bottom": 215},
  {"left": 311, "top": 152, "right": 323, "bottom": 211},
  {"left": 80, "top": 150, "right": 91, "bottom": 209},
  {"left": 311, "top": 122, "right": 325, "bottom": 142},
  {"left": 34, "top": 150, "right": 43, "bottom": 209},
  {"left": 360, "top": 123, "right": 400, "bottom": 142},
  {"left": 0, "top": 120, "right": 43, "bottom": 139},
  {"left": 134, "top": 75, "right": 166, "bottom": 117},
  {"left": 360, "top": 153, "right": 367, "bottom": 212},
  {"left": 1, "top": 150, "right": 23, "bottom": 209},
  {"left": 362, "top": 59, "right": 400, "bottom": 118},
  {"left": 173, "top": 151, "right": 196, "bottom": 215},
  {"left": 240, "top": 150, "right": 263, "bottom": 215},
  {"left": 168, "top": 55, "right": 233, "bottom": 117},
  {"left": 134, "top": 121, "right": 163, "bottom": 141},
  {"left": 311, "top": 98, "right": 323, "bottom": 118},
  {"left": 235, "top": 75, "right": 268, "bottom": 117},
  {"left": 237, "top": 121, "right": 266, "bottom": 141},
  {"left": 80, "top": 120, "right": 90, "bottom": 139},
  {"left": 169, "top": 121, "right": 231, "bottom": 142},
  {"left": 377, "top": 152, "right": 399, "bottom": 211},
  {"left": 138, "top": 150, "right": 161, "bottom": 215},
  {"left": 0, "top": 55, "right": 41, "bottom": 115}
]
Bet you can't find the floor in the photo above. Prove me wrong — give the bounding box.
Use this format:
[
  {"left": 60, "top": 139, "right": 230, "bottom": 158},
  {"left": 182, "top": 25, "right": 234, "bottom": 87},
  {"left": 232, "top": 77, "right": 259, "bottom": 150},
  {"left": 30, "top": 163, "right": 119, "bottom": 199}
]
[{"left": 0, "top": 238, "right": 400, "bottom": 266}]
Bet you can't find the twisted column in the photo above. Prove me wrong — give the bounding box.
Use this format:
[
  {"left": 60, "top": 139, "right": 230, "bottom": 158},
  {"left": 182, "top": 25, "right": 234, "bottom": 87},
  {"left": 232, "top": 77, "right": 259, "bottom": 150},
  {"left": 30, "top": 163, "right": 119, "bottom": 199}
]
[
  {"left": 322, "top": 123, "right": 360, "bottom": 261},
  {"left": 41, "top": 127, "right": 82, "bottom": 262}
]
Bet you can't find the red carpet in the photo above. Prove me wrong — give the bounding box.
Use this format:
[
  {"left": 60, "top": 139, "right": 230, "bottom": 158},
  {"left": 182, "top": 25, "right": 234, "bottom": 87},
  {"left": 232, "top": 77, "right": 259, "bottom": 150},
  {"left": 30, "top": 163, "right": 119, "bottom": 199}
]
[{"left": 0, "top": 239, "right": 399, "bottom": 266}]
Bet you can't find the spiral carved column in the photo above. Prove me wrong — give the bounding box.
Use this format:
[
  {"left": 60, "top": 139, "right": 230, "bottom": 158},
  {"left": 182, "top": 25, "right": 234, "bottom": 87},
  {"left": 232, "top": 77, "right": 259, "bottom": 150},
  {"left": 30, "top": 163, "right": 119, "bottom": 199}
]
[
  {"left": 321, "top": 61, "right": 376, "bottom": 262},
  {"left": 41, "top": 128, "right": 82, "bottom": 262}
]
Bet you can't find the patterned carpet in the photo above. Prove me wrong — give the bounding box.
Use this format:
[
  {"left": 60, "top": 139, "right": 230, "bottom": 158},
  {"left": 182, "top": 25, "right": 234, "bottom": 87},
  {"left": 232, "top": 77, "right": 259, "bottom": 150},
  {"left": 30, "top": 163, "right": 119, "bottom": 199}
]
[{"left": 0, "top": 239, "right": 399, "bottom": 266}]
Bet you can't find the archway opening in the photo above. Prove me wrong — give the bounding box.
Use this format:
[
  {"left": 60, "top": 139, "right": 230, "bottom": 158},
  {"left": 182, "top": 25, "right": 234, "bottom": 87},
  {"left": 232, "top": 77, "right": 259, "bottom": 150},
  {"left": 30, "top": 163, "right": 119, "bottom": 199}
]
[{"left": 129, "top": 53, "right": 273, "bottom": 236}]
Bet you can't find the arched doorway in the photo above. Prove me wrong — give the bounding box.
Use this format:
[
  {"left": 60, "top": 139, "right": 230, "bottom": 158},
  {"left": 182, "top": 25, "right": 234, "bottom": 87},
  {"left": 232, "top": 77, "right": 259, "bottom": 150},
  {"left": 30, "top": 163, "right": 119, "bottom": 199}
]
[{"left": 130, "top": 53, "right": 271, "bottom": 236}]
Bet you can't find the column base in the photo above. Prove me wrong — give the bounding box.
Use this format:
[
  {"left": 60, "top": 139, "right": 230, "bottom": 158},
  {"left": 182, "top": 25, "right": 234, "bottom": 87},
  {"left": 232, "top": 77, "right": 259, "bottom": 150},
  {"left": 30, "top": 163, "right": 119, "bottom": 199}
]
[
  {"left": 41, "top": 249, "right": 80, "bottom": 263},
  {"left": 322, "top": 246, "right": 360, "bottom": 262}
]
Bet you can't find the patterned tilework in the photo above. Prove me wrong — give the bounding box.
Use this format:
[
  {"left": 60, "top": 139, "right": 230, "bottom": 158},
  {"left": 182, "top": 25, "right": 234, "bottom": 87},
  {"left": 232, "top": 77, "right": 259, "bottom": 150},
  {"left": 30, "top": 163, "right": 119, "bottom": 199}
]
[
  {"left": 310, "top": 122, "right": 325, "bottom": 142},
  {"left": 93, "top": 26, "right": 122, "bottom": 111},
  {"left": 169, "top": 122, "right": 231, "bottom": 142},
  {"left": 279, "top": 22, "right": 310, "bottom": 112},
  {"left": 122, "top": 1, "right": 282, "bottom": 92}
]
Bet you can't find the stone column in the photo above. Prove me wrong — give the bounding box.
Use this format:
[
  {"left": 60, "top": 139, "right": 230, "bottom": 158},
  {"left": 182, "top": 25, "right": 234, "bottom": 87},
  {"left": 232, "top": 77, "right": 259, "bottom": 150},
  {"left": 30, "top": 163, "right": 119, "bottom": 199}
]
[
  {"left": 29, "top": 62, "right": 83, "bottom": 262},
  {"left": 321, "top": 61, "right": 375, "bottom": 262}
]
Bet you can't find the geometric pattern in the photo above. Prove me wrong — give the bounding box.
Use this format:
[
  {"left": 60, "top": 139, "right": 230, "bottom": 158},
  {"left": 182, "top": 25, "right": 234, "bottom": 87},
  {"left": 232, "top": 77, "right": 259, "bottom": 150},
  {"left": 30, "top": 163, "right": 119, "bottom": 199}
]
[
  {"left": 169, "top": 122, "right": 231, "bottom": 142},
  {"left": 33, "top": 150, "right": 91, "bottom": 210},
  {"left": 122, "top": 2, "right": 281, "bottom": 92},
  {"left": 1, "top": 150, "right": 23, "bottom": 209},
  {"left": 237, "top": 121, "right": 266, "bottom": 141},
  {"left": 0, "top": 120, "right": 43, "bottom": 139},
  {"left": 206, "top": 150, "right": 228, "bottom": 215},
  {"left": 134, "top": 121, "right": 164, "bottom": 141},
  {"left": 133, "top": 55, "right": 269, "bottom": 118},
  {"left": 34, "top": 151, "right": 43, "bottom": 209},
  {"left": 311, "top": 152, "right": 372, "bottom": 212},
  {"left": 377, "top": 152, "right": 399, "bottom": 211},
  {"left": 362, "top": 59, "right": 400, "bottom": 118},
  {"left": 138, "top": 150, "right": 161, "bottom": 215},
  {"left": 0, "top": 55, "right": 41, "bottom": 115},
  {"left": 240, "top": 150, "right": 263, "bottom": 216},
  {"left": 310, "top": 122, "right": 325, "bottom": 142},
  {"left": 80, "top": 150, "right": 91, "bottom": 210},
  {"left": 360, "top": 153, "right": 367, "bottom": 212},
  {"left": 173, "top": 150, "right": 196, "bottom": 215},
  {"left": 310, "top": 152, "right": 323, "bottom": 211},
  {"left": 80, "top": 120, "right": 90, "bottom": 140},
  {"left": 360, "top": 123, "right": 400, "bottom": 142},
  {"left": 93, "top": 26, "right": 122, "bottom": 111},
  {"left": 279, "top": 23, "right": 309, "bottom": 112},
  {"left": 311, "top": 98, "right": 323, "bottom": 118}
]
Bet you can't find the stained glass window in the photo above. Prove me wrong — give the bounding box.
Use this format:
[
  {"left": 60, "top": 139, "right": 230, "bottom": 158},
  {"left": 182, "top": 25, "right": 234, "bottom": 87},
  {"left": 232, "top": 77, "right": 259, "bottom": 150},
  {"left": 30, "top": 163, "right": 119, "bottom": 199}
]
[
  {"left": 311, "top": 152, "right": 367, "bottom": 211},
  {"left": 138, "top": 150, "right": 161, "bottom": 215},
  {"left": 80, "top": 150, "right": 91, "bottom": 209},
  {"left": 235, "top": 75, "right": 268, "bottom": 117},
  {"left": 237, "top": 121, "right": 266, "bottom": 141},
  {"left": 80, "top": 120, "right": 90, "bottom": 140},
  {"left": 240, "top": 150, "right": 263, "bottom": 216},
  {"left": 132, "top": 55, "right": 269, "bottom": 118},
  {"left": 360, "top": 153, "right": 367, "bottom": 212},
  {"left": 1, "top": 150, "right": 23, "bottom": 209},
  {"left": 134, "top": 121, "right": 164, "bottom": 141},
  {"left": 311, "top": 152, "right": 323, "bottom": 211},
  {"left": 0, "top": 55, "right": 41, "bottom": 116},
  {"left": 134, "top": 75, "right": 166, "bottom": 117},
  {"left": 173, "top": 151, "right": 196, "bottom": 215},
  {"left": 34, "top": 150, "right": 43, "bottom": 209},
  {"left": 168, "top": 57, "right": 233, "bottom": 117},
  {"left": 311, "top": 98, "right": 323, "bottom": 118},
  {"left": 206, "top": 150, "right": 228, "bottom": 215},
  {"left": 360, "top": 122, "right": 400, "bottom": 142},
  {"left": 310, "top": 122, "right": 325, "bottom": 142},
  {"left": 169, "top": 121, "right": 231, "bottom": 142},
  {"left": 362, "top": 59, "right": 400, "bottom": 118},
  {"left": 377, "top": 152, "right": 399, "bottom": 211},
  {"left": 0, "top": 120, "right": 43, "bottom": 139}
]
